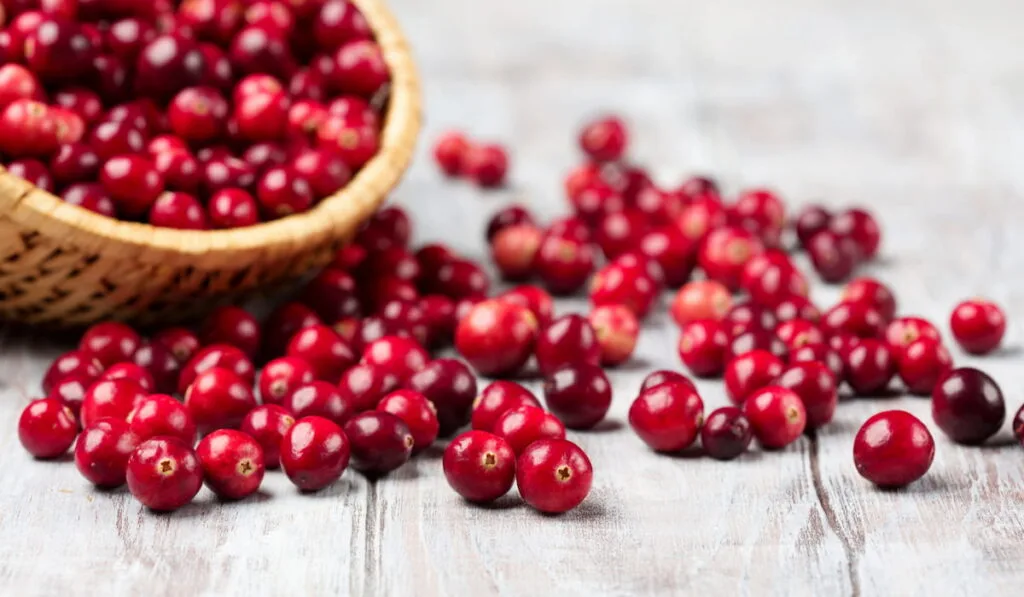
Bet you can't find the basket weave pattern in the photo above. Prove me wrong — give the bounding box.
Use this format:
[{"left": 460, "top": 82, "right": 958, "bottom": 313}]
[{"left": 0, "top": 0, "right": 421, "bottom": 327}]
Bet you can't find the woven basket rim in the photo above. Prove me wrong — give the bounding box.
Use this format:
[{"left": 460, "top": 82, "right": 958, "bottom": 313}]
[{"left": 0, "top": 0, "right": 420, "bottom": 266}]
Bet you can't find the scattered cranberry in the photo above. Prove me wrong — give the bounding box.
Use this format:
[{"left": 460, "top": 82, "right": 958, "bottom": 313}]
[
  {"left": 579, "top": 115, "right": 627, "bottom": 162},
  {"left": 723, "top": 349, "right": 784, "bottom": 405},
  {"left": 743, "top": 386, "right": 807, "bottom": 449},
  {"left": 493, "top": 406, "right": 566, "bottom": 455},
  {"left": 47, "top": 373, "right": 92, "bottom": 419},
  {"left": 280, "top": 416, "right": 350, "bottom": 491},
  {"left": 841, "top": 277, "right": 897, "bottom": 321},
  {"left": 807, "top": 230, "right": 858, "bottom": 283},
  {"left": 338, "top": 362, "right": 395, "bottom": 413},
  {"left": 774, "top": 362, "right": 838, "bottom": 428},
  {"left": 80, "top": 379, "right": 147, "bottom": 428},
  {"left": 820, "top": 301, "right": 886, "bottom": 339},
  {"left": 184, "top": 367, "right": 257, "bottom": 432},
  {"left": 793, "top": 204, "right": 831, "bottom": 248},
  {"left": 284, "top": 381, "right": 353, "bottom": 426},
  {"left": 470, "top": 380, "right": 541, "bottom": 433},
  {"left": 362, "top": 335, "right": 429, "bottom": 384},
  {"left": 126, "top": 437, "right": 203, "bottom": 512},
  {"left": 543, "top": 363, "right": 612, "bottom": 430},
  {"left": 433, "top": 130, "right": 469, "bottom": 176},
  {"left": 723, "top": 302, "right": 777, "bottom": 338},
  {"left": 128, "top": 394, "right": 197, "bottom": 445},
  {"left": 98, "top": 362, "right": 155, "bottom": 393},
  {"left": 678, "top": 319, "right": 729, "bottom": 378},
  {"left": 949, "top": 298, "right": 1006, "bottom": 355},
  {"left": 885, "top": 316, "right": 942, "bottom": 363},
  {"left": 931, "top": 367, "right": 1005, "bottom": 445},
  {"left": 18, "top": 398, "right": 78, "bottom": 459},
  {"left": 443, "top": 430, "right": 517, "bottom": 502},
  {"left": 534, "top": 235, "right": 595, "bottom": 295},
  {"left": 829, "top": 207, "right": 881, "bottom": 260},
  {"left": 698, "top": 226, "right": 764, "bottom": 291},
  {"left": 726, "top": 329, "right": 787, "bottom": 363},
  {"left": 426, "top": 259, "right": 490, "bottom": 300},
  {"left": 491, "top": 224, "right": 542, "bottom": 281},
  {"left": 775, "top": 319, "right": 824, "bottom": 352},
  {"left": 628, "top": 381, "right": 704, "bottom": 452},
  {"left": 196, "top": 429, "right": 265, "bottom": 500},
  {"left": 843, "top": 339, "right": 895, "bottom": 395},
  {"left": 377, "top": 390, "right": 440, "bottom": 452},
  {"left": 179, "top": 344, "right": 255, "bottom": 394},
  {"left": 79, "top": 321, "right": 140, "bottom": 369},
  {"left": 775, "top": 295, "right": 821, "bottom": 323},
  {"left": 262, "top": 302, "right": 321, "bottom": 360},
  {"left": 405, "top": 358, "right": 478, "bottom": 437},
  {"left": 74, "top": 418, "right": 140, "bottom": 488},
  {"left": 588, "top": 304, "right": 640, "bottom": 366},
  {"left": 257, "top": 357, "right": 313, "bottom": 406},
  {"left": 486, "top": 204, "right": 535, "bottom": 241},
  {"left": 516, "top": 439, "right": 593, "bottom": 514},
  {"left": 898, "top": 339, "right": 953, "bottom": 396},
  {"left": 240, "top": 404, "right": 295, "bottom": 470},
  {"left": 854, "top": 410, "right": 934, "bottom": 488},
  {"left": 199, "top": 306, "right": 261, "bottom": 359},
  {"left": 789, "top": 343, "right": 844, "bottom": 380},
  {"left": 589, "top": 260, "right": 660, "bottom": 318},
  {"left": 286, "top": 325, "right": 356, "bottom": 382},
  {"left": 463, "top": 143, "right": 508, "bottom": 187},
  {"left": 498, "top": 285, "right": 555, "bottom": 327},
  {"left": 344, "top": 411, "right": 414, "bottom": 476},
  {"left": 670, "top": 280, "right": 731, "bottom": 327},
  {"left": 700, "top": 407, "right": 752, "bottom": 460},
  {"left": 639, "top": 370, "right": 696, "bottom": 394},
  {"left": 132, "top": 342, "right": 182, "bottom": 396}
]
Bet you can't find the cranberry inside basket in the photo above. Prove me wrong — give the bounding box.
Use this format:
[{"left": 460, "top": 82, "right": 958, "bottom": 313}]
[{"left": 0, "top": 0, "right": 420, "bottom": 326}]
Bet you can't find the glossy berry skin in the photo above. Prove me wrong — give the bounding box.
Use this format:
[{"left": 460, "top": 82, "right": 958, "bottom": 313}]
[
  {"left": 775, "top": 319, "right": 825, "bottom": 352},
  {"left": 97, "top": 363, "right": 155, "bottom": 394},
  {"left": 697, "top": 226, "right": 764, "bottom": 291},
  {"left": 491, "top": 224, "right": 542, "bottom": 281},
  {"left": 184, "top": 368, "right": 257, "bottom": 433},
  {"left": 178, "top": 344, "right": 256, "bottom": 394},
  {"left": 743, "top": 386, "right": 807, "bottom": 449},
  {"left": 579, "top": 115, "right": 627, "bottom": 162},
  {"left": 128, "top": 394, "right": 197, "bottom": 445},
  {"left": 931, "top": 367, "right": 1005, "bottom": 445},
  {"left": 153, "top": 327, "right": 202, "bottom": 365},
  {"left": 949, "top": 299, "right": 1006, "bottom": 355},
  {"left": 47, "top": 373, "right": 92, "bottom": 420},
  {"left": 588, "top": 304, "right": 640, "bottom": 366},
  {"left": 594, "top": 209, "right": 648, "bottom": 260},
  {"left": 589, "top": 261, "right": 659, "bottom": 319},
  {"left": 42, "top": 350, "right": 102, "bottom": 395},
  {"left": 807, "top": 230, "right": 858, "bottom": 283},
  {"left": 18, "top": 398, "right": 78, "bottom": 459},
  {"left": 464, "top": 143, "right": 508, "bottom": 188},
  {"left": 794, "top": 204, "right": 832, "bottom": 248},
  {"left": 774, "top": 362, "right": 838, "bottom": 428},
  {"left": 443, "top": 431, "right": 517, "bottom": 502},
  {"left": 726, "top": 330, "right": 787, "bottom": 364},
  {"left": 498, "top": 285, "right": 555, "bottom": 327},
  {"left": 405, "top": 358, "right": 478, "bottom": 438},
  {"left": 820, "top": 302, "right": 887, "bottom": 340},
  {"left": 344, "top": 411, "right": 414, "bottom": 476},
  {"left": 516, "top": 439, "right": 593, "bottom": 514},
  {"left": 898, "top": 339, "right": 953, "bottom": 396},
  {"left": 133, "top": 342, "right": 182, "bottom": 396},
  {"left": 240, "top": 405, "right": 295, "bottom": 469},
  {"left": 100, "top": 155, "right": 165, "bottom": 218},
  {"left": 700, "top": 407, "right": 753, "bottom": 460},
  {"left": 637, "top": 225, "right": 696, "bottom": 287},
  {"left": 126, "top": 437, "right": 203, "bottom": 512},
  {"left": 678, "top": 320, "right": 729, "bottom": 378},
  {"left": 486, "top": 204, "right": 535, "bottom": 241},
  {"left": 841, "top": 277, "right": 897, "bottom": 321},
  {"left": 258, "top": 357, "right": 315, "bottom": 406},
  {"left": 724, "top": 350, "right": 785, "bottom": 405},
  {"left": 885, "top": 316, "right": 942, "bottom": 364},
  {"left": 79, "top": 321, "right": 141, "bottom": 369},
  {"left": 74, "top": 418, "right": 140, "bottom": 488},
  {"left": 362, "top": 336, "right": 430, "bottom": 383},
  {"left": 454, "top": 300, "right": 538, "bottom": 377},
  {"left": 286, "top": 325, "right": 356, "bottom": 382},
  {"left": 1014, "top": 405, "right": 1024, "bottom": 447},
  {"left": 775, "top": 295, "right": 822, "bottom": 324},
  {"left": 534, "top": 235, "right": 595, "bottom": 296},
  {"left": 377, "top": 390, "right": 440, "bottom": 452},
  {"left": 639, "top": 370, "right": 697, "bottom": 395},
  {"left": 730, "top": 188, "right": 786, "bottom": 247},
  {"left": 854, "top": 410, "right": 934, "bottom": 488},
  {"left": 80, "top": 380, "right": 148, "bottom": 428},
  {"left": 843, "top": 339, "right": 895, "bottom": 395},
  {"left": 670, "top": 280, "right": 731, "bottom": 327},
  {"left": 628, "top": 382, "right": 704, "bottom": 452},
  {"left": 542, "top": 363, "right": 612, "bottom": 430},
  {"left": 535, "top": 314, "right": 602, "bottom": 377},
  {"left": 338, "top": 362, "right": 396, "bottom": 413},
  {"left": 829, "top": 207, "right": 881, "bottom": 261},
  {"left": 471, "top": 381, "right": 541, "bottom": 433},
  {"left": 280, "top": 416, "right": 350, "bottom": 492},
  {"left": 200, "top": 306, "right": 261, "bottom": 359},
  {"left": 284, "top": 381, "right": 353, "bottom": 426},
  {"left": 493, "top": 406, "right": 567, "bottom": 455},
  {"left": 433, "top": 130, "right": 469, "bottom": 176},
  {"left": 196, "top": 429, "right": 265, "bottom": 500}
]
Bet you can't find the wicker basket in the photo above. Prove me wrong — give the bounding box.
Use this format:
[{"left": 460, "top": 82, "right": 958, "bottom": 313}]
[{"left": 0, "top": 0, "right": 421, "bottom": 328}]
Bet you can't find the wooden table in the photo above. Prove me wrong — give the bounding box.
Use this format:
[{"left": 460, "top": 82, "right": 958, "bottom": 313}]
[{"left": 3, "top": 0, "right": 1024, "bottom": 595}]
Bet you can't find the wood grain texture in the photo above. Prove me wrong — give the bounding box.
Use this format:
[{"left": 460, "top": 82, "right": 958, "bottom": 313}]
[{"left": 3, "top": 0, "right": 1024, "bottom": 595}]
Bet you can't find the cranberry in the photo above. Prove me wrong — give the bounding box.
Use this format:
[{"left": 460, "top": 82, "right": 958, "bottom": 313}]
[
  {"left": 563, "top": 162, "right": 606, "bottom": 199},
  {"left": 74, "top": 418, "right": 140, "bottom": 487},
  {"left": 244, "top": 1, "right": 295, "bottom": 36},
  {"left": 534, "top": 314, "right": 602, "bottom": 377},
  {"left": 637, "top": 226, "right": 696, "bottom": 287},
  {"left": 675, "top": 195, "right": 727, "bottom": 245},
  {"left": 134, "top": 34, "right": 206, "bottom": 101},
  {"left": 698, "top": 226, "right": 764, "bottom": 291},
  {"left": 128, "top": 394, "right": 196, "bottom": 444},
  {"left": 182, "top": 366, "right": 256, "bottom": 434},
  {"left": 820, "top": 301, "right": 886, "bottom": 339},
  {"left": 789, "top": 343, "right": 845, "bottom": 381},
  {"left": 700, "top": 407, "right": 752, "bottom": 460},
  {"left": 543, "top": 363, "right": 612, "bottom": 430},
  {"left": 256, "top": 166, "right": 313, "bottom": 217},
  {"left": 0, "top": 64, "right": 41, "bottom": 109},
  {"left": 534, "top": 235, "right": 595, "bottom": 295},
  {"left": 313, "top": 0, "right": 371, "bottom": 48},
  {"left": 286, "top": 325, "right": 356, "bottom": 381},
  {"left": 104, "top": 17, "right": 157, "bottom": 64},
  {"left": 331, "top": 39, "right": 388, "bottom": 95},
  {"left": 316, "top": 113, "right": 378, "bottom": 169},
  {"left": 568, "top": 179, "right": 624, "bottom": 225},
  {"left": 931, "top": 367, "right": 1005, "bottom": 445},
  {"left": 594, "top": 208, "right": 648, "bottom": 260},
  {"left": 299, "top": 269, "right": 361, "bottom": 324},
  {"left": 589, "top": 261, "right": 660, "bottom": 319},
  {"left": 722, "top": 302, "right": 776, "bottom": 337},
  {"left": 461, "top": 142, "right": 507, "bottom": 188},
  {"left": 492, "top": 406, "right": 565, "bottom": 455},
  {"left": 774, "top": 362, "right": 838, "bottom": 428},
  {"left": 830, "top": 333, "right": 862, "bottom": 357},
  {"left": 724, "top": 349, "right": 785, "bottom": 405},
  {"left": 775, "top": 295, "right": 822, "bottom": 324},
  {"left": 743, "top": 386, "right": 807, "bottom": 449},
  {"left": 433, "top": 130, "right": 469, "bottom": 176},
  {"left": 8, "top": 158, "right": 53, "bottom": 191},
  {"left": 0, "top": 99, "right": 59, "bottom": 158},
  {"left": 377, "top": 390, "right": 439, "bottom": 452},
  {"left": 807, "top": 230, "right": 858, "bottom": 283},
  {"left": 829, "top": 207, "right": 881, "bottom": 260},
  {"left": 292, "top": 147, "right": 351, "bottom": 197},
  {"left": 415, "top": 295, "right": 455, "bottom": 347},
  {"left": 775, "top": 319, "right": 824, "bottom": 352},
  {"left": 344, "top": 411, "right": 414, "bottom": 476},
  {"left": 854, "top": 410, "right": 934, "bottom": 488},
  {"left": 744, "top": 262, "right": 808, "bottom": 309},
  {"left": 280, "top": 416, "right": 350, "bottom": 491},
  {"left": 197, "top": 306, "right": 259, "bottom": 358},
  {"left": 491, "top": 224, "right": 542, "bottom": 281},
  {"left": 841, "top": 277, "right": 897, "bottom": 321},
  {"left": 443, "top": 430, "right": 517, "bottom": 502},
  {"left": 235, "top": 89, "right": 290, "bottom": 142},
  {"left": 62, "top": 183, "right": 116, "bottom": 216},
  {"left": 678, "top": 319, "right": 729, "bottom": 378},
  {"left": 577, "top": 115, "right": 627, "bottom": 162},
  {"left": 132, "top": 342, "right": 181, "bottom": 395},
  {"left": 361, "top": 334, "right": 427, "bottom": 380},
  {"left": 498, "top": 285, "right": 554, "bottom": 328},
  {"left": 587, "top": 304, "right": 640, "bottom": 367},
  {"left": 24, "top": 18, "right": 97, "bottom": 83},
  {"left": 79, "top": 321, "right": 141, "bottom": 368},
  {"left": 405, "top": 358, "right": 478, "bottom": 437},
  {"left": 255, "top": 358, "right": 311, "bottom": 406},
  {"left": 126, "top": 437, "right": 203, "bottom": 511},
  {"left": 636, "top": 371, "right": 692, "bottom": 395},
  {"left": 843, "top": 339, "right": 895, "bottom": 395},
  {"left": 486, "top": 204, "right": 535, "bottom": 241},
  {"left": 453, "top": 299, "right": 537, "bottom": 377},
  {"left": 670, "top": 280, "right": 732, "bottom": 327},
  {"left": 80, "top": 379, "right": 147, "bottom": 428},
  {"left": 50, "top": 143, "right": 99, "bottom": 185},
  {"left": 47, "top": 373, "right": 92, "bottom": 419},
  {"left": 42, "top": 349, "right": 102, "bottom": 395},
  {"left": 240, "top": 404, "right": 295, "bottom": 469},
  {"left": 729, "top": 188, "right": 785, "bottom": 247},
  {"left": 195, "top": 429, "right": 265, "bottom": 500},
  {"left": 1014, "top": 405, "right": 1024, "bottom": 447},
  {"left": 425, "top": 259, "right": 489, "bottom": 300},
  {"left": 885, "top": 316, "right": 942, "bottom": 363},
  {"left": 628, "top": 381, "right": 704, "bottom": 452},
  {"left": 284, "top": 381, "right": 352, "bottom": 426},
  {"left": 153, "top": 150, "right": 203, "bottom": 194},
  {"left": 18, "top": 398, "right": 77, "bottom": 459},
  {"left": 794, "top": 204, "right": 832, "bottom": 248},
  {"left": 179, "top": 344, "right": 255, "bottom": 394},
  {"left": 100, "top": 155, "right": 165, "bottom": 218},
  {"left": 262, "top": 301, "right": 321, "bottom": 359},
  {"left": 229, "top": 26, "right": 295, "bottom": 79},
  {"left": 516, "top": 439, "right": 593, "bottom": 514},
  {"left": 147, "top": 191, "right": 207, "bottom": 229},
  {"left": 471, "top": 381, "right": 540, "bottom": 433},
  {"left": 898, "top": 339, "right": 953, "bottom": 396},
  {"left": 726, "top": 330, "right": 787, "bottom": 363},
  {"left": 949, "top": 298, "right": 1006, "bottom": 355},
  {"left": 203, "top": 156, "right": 257, "bottom": 194}
]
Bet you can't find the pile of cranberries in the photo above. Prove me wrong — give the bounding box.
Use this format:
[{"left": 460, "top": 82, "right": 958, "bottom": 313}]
[{"left": 0, "top": 0, "right": 389, "bottom": 228}]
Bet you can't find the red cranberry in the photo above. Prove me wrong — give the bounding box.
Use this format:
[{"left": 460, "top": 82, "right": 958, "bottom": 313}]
[
  {"left": 104, "top": 17, "right": 157, "bottom": 64},
  {"left": 47, "top": 373, "right": 92, "bottom": 419},
  {"left": 534, "top": 235, "right": 595, "bottom": 295},
  {"left": 80, "top": 379, "right": 147, "bottom": 428},
  {"left": 885, "top": 316, "right": 942, "bottom": 363},
  {"left": 332, "top": 39, "right": 388, "bottom": 95},
  {"left": 829, "top": 333, "right": 862, "bottom": 357},
  {"left": 744, "top": 262, "right": 808, "bottom": 309},
  {"left": 675, "top": 194, "right": 727, "bottom": 244},
  {"left": 313, "top": 0, "right": 371, "bottom": 47},
  {"left": 516, "top": 439, "right": 592, "bottom": 514},
  {"left": 700, "top": 407, "right": 752, "bottom": 460},
  {"left": 898, "top": 339, "right": 953, "bottom": 396},
  {"left": 0, "top": 99, "right": 60, "bottom": 158},
  {"left": 166, "top": 86, "right": 226, "bottom": 143},
  {"left": 534, "top": 314, "right": 601, "bottom": 377},
  {"left": 637, "top": 226, "right": 696, "bottom": 287},
  {"left": 338, "top": 362, "right": 396, "bottom": 413},
  {"left": 724, "top": 349, "right": 785, "bottom": 405},
  {"left": 729, "top": 188, "right": 785, "bottom": 246},
  {"left": 493, "top": 406, "right": 566, "bottom": 455},
  {"left": 179, "top": 344, "right": 255, "bottom": 394},
  {"left": 454, "top": 300, "right": 537, "bottom": 377},
  {"left": 841, "top": 277, "right": 897, "bottom": 321},
  {"left": 698, "top": 226, "right": 764, "bottom": 291},
  {"left": 49, "top": 143, "right": 99, "bottom": 185},
  {"left": 543, "top": 363, "right": 612, "bottom": 430},
  {"left": 18, "top": 398, "right": 77, "bottom": 459},
  {"left": 775, "top": 319, "right": 824, "bottom": 352},
  {"left": 8, "top": 158, "right": 53, "bottom": 191},
  {"left": 854, "top": 410, "right": 934, "bottom": 488},
  {"left": 196, "top": 429, "right": 265, "bottom": 500},
  {"left": 256, "top": 166, "right": 313, "bottom": 217},
  {"left": 299, "top": 267, "right": 361, "bottom": 323},
  {"left": 670, "top": 280, "right": 732, "bottom": 327},
  {"left": 134, "top": 34, "right": 207, "bottom": 101},
  {"left": 79, "top": 321, "right": 141, "bottom": 368},
  {"left": 126, "top": 437, "right": 203, "bottom": 511},
  {"left": 594, "top": 208, "right": 647, "bottom": 260},
  {"left": 62, "top": 183, "right": 117, "bottom": 216},
  {"left": 743, "top": 386, "right": 807, "bottom": 449},
  {"left": 361, "top": 334, "right": 428, "bottom": 381},
  {"left": 128, "top": 394, "right": 197, "bottom": 444},
  {"left": 740, "top": 250, "right": 794, "bottom": 290},
  {"left": 443, "top": 430, "right": 516, "bottom": 502},
  {"left": 100, "top": 155, "right": 165, "bottom": 217},
  {"left": 203, "top": 156, "right": 257, "bottom": 194},
  {"left": 235, "top": 89, "right": 290, "bottom": 142},
  {"left": 284, "top": 381, "right": 352, "bottom": 426},
  {"left": 24, "top": 18, "right": 97, "bottom": 83},
  {"left": 589, "top": 261, "right": 659, "bottom": 319},
  {"left": 807, "top": 230, "right": 858, "bottom": 283},
  {"left": 280, "top": 416, "right": 350, "bottom": 491},
  {"left": 789, "top": 343, "right": 845, "bottom": 381},
  {"left": 229, "top": 25, "right": 295, "bottom": 79},
  {"left": 678, "top": 320, "right": 729, "bottom": 378},
  {"left": 377, "top": 390, "right": 439, "bottom": 452},
  {"left": 0, "top": 64, "right": 41, "bottom": 109},
  {"left": 153, "top": 150, "right": 202, "bottom": 194},
  {"left": 820, "top": 301, "right": 887, "bottom": 339},
  {"left": 262, "top": 301, "right": 321, "bottom": 359},
  {"left": 486, "top": 204, "right": 535, "bottom": 241},
  {"left": 578, "top": 115, "right": 627, "bottom": 162},
  {"left": 344, "top": 411, "right": 414, "bottom": 476},
  {"left": 638, "top": 371, "right": 694, "bottom": 395},
  {"left": 843, "top": 339, "right": 895, "bottom": 395},
  {"left": 74, "top": 418, "right": 140, "bottom": 487},
  {"left": 829, "top": 207, "right": 881, "bottom": 260},
  {"left": 628, "top": 381, "right": 704, "bottom": 452},
  {"left": 950, "top": 298, "right": 1006, "bottom": 355},
  {"left": 727, "top": 329, "right": 787, "bottom": 363},
  {"left": 491, "top": 224, "right": 542, "bottom": 281},
  {"left": 316, "top": 113, "right": 378, "bottom": 169},
  {"left": 932, "top": 367, "right": 1005, "bottom": 445},
  {"left": 405, "top": 358, "right": 478, "bottom": 437},
  {"left": 794, "top": 204, "right": 832, "bottom": 248},
  {"left": 588, "top": 304, "right": 640, "bottom": 367},
  {"left": 774, "top": 362, "right": 838, "bottom": 428},
  {"left": 1014, "top": 404, "right": 1024, "bottom": 447},
  {"left": 425, "top": 259, "right": 489, "bottom": 300},
  {"left": 257, "top": 357, "right": 314, "bottom": 406},
  {"left": 240, "top": 404, "right": 295, "bottom": 469},
  {"left": 286, "top": 325, "right": 356, "bottom": 381},
  {"left": 433, "top": 130, "right": 469, "bottom": 176},
  {"left": 498, "top": 286, "right": 554, "bottom": 329},
  {"left": 568, "top": 178, "right": 624, "bottom": 225},
  {"left": 244, "top": 1, "right": 295, "bottom": 36},
  {"left": 291, "top": 147, "right": 351, "bottom": 196},
  {"left": 471, "top": 381, "right": 540, "bottom": 433},
  {"left": 132, "top": 342, "right": 181, "bottom": 396},
  {"left": 463, "top": 142, "right": 508, "bottom": 188},
  {"left": 42, "top": 349, "right": 102, "bottom": 395},
  {"left": 775, "top": 295, "right": 821, "bottom": 324},
  {"left": 148, "top": 191, "right": 208, "bottom": 229},
  {"left": 198, "top": 306, "right": 260, "bottom": 358},
  {"left": 184, "top": 367, "right": 257, "bottom": 432}
]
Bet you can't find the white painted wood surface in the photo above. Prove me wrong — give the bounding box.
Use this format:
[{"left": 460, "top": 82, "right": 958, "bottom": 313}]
[{"left": 3, "top": 0, "right": 1024, "bottom": 594}]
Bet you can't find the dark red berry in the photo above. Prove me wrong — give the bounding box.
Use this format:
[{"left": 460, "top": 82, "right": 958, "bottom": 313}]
[
  {"left": 931, "top": 367, "right": 1005, "bottom": 445},
  {"left": 132, "top": 342, "right": 182, "bottom": 396},
  {"left": 74, "top": 418, "right": 140, "bottom": 487},
  {"left": 854, "top": 410, "right": 934, "bottom": 487},
  {"left": 262, "top": 301, "right": 321, "bottom": 360},
  {"left": 841, "top": 277, "right": 897, "bottom": 321},
  {"left": 898, "top": 339, "right": 953, "bottom": 396},
  {"left": 42, "top": 350, "right": 102, "bottom": 395},
  {"left": 774, "top": 362, "right": 838, "bottom": 428},
  {"left": 184, "top": 367, "right": 257, "bottom": 432},
  {"left": 286, "top": 325, "right": 356, "bottom": 382},
  {"left": 179, "top": 344, "right": 256, "bottom": 394},
  {"left": 589, "top": 260, "right": 660, "bottom": 319},
  {"left": 128, "top": 394, "right": 196, "bottom": 444},
  {"left": 258, "top": 357, "right": 315, "bottom": 406},
  {"left": 493, "top": 406, "right": 566, "bottom": 455},
  {"left": 794, "top": 204, "right": 832, "bottom": 248},
  {"left": 820, "top": 301, "right": 886, "bottom": 340},
  {"left": 543, "top": 363, "right": 612, "bottom": 430},
  {"left": 80, "top": 380, "right": 147, "bottom": 428},
  {"left": 405, "top": 358, "right": 478, "bottom": 438},
  {"left": 377, "top": 389, "right": 440, "bottom": 452},
  {"left": 628, "top": 381, "right": 704, "bottom": 452},
  {"left": 843, "top": 339, "right": 895, "bottom": 395},
  {"left": 280, "top": 416, "right": 350, "bottom": 491},
  {"left": 829, "top": 207, "right": 881, "bottom": 261},
  {"left": 443, "top": 430, "right": 517, "bottom": 502},
  {"left": 126, "top": 437, "right": 203, "bottom": 511},
  {"left": 470, "top": 381, "right": 541, "bottom": 433},
  {"left": 200, "top": 306, "right": 261, "bottom": 358},
  {"left": 807, "top": 230, "right": 858, "bottom": 283},
  {"left": 344, "top": 411, "right": 414, "bottom": 476},
  {"left": 486, "top": 204, "right": 535, "bottom": 241},
  {"left": 464, "top": 143, "right": 508, "bottom": 188},
  {"left": 240, "top": 404, "right": 294, "bottom": 469},
  {"left": 338, "top": 362, "right": 396, "bottom": 413},
  {"left": 196, "top": 429, "right": 265, "bottom": 500},
  {"left": 516, "top": 439, "right": 593, "bottom": 514},
  {"left": 79, "top": 321, "right": 141, "bottom": 369},
  {"left": 284, "top": 381, "right": 353, "bottom": 426},
  {"left": 700, "top": 407, "right": 752, "bottom": 460},
  {"left": 535, "top": 314, "right": 602, "bottom": 377},
  {"left": 724, "top": 349, "right": 785, "bottom": 405},
  {"left": 743, "top": 386, "right": 807, "bottom": 449}
]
